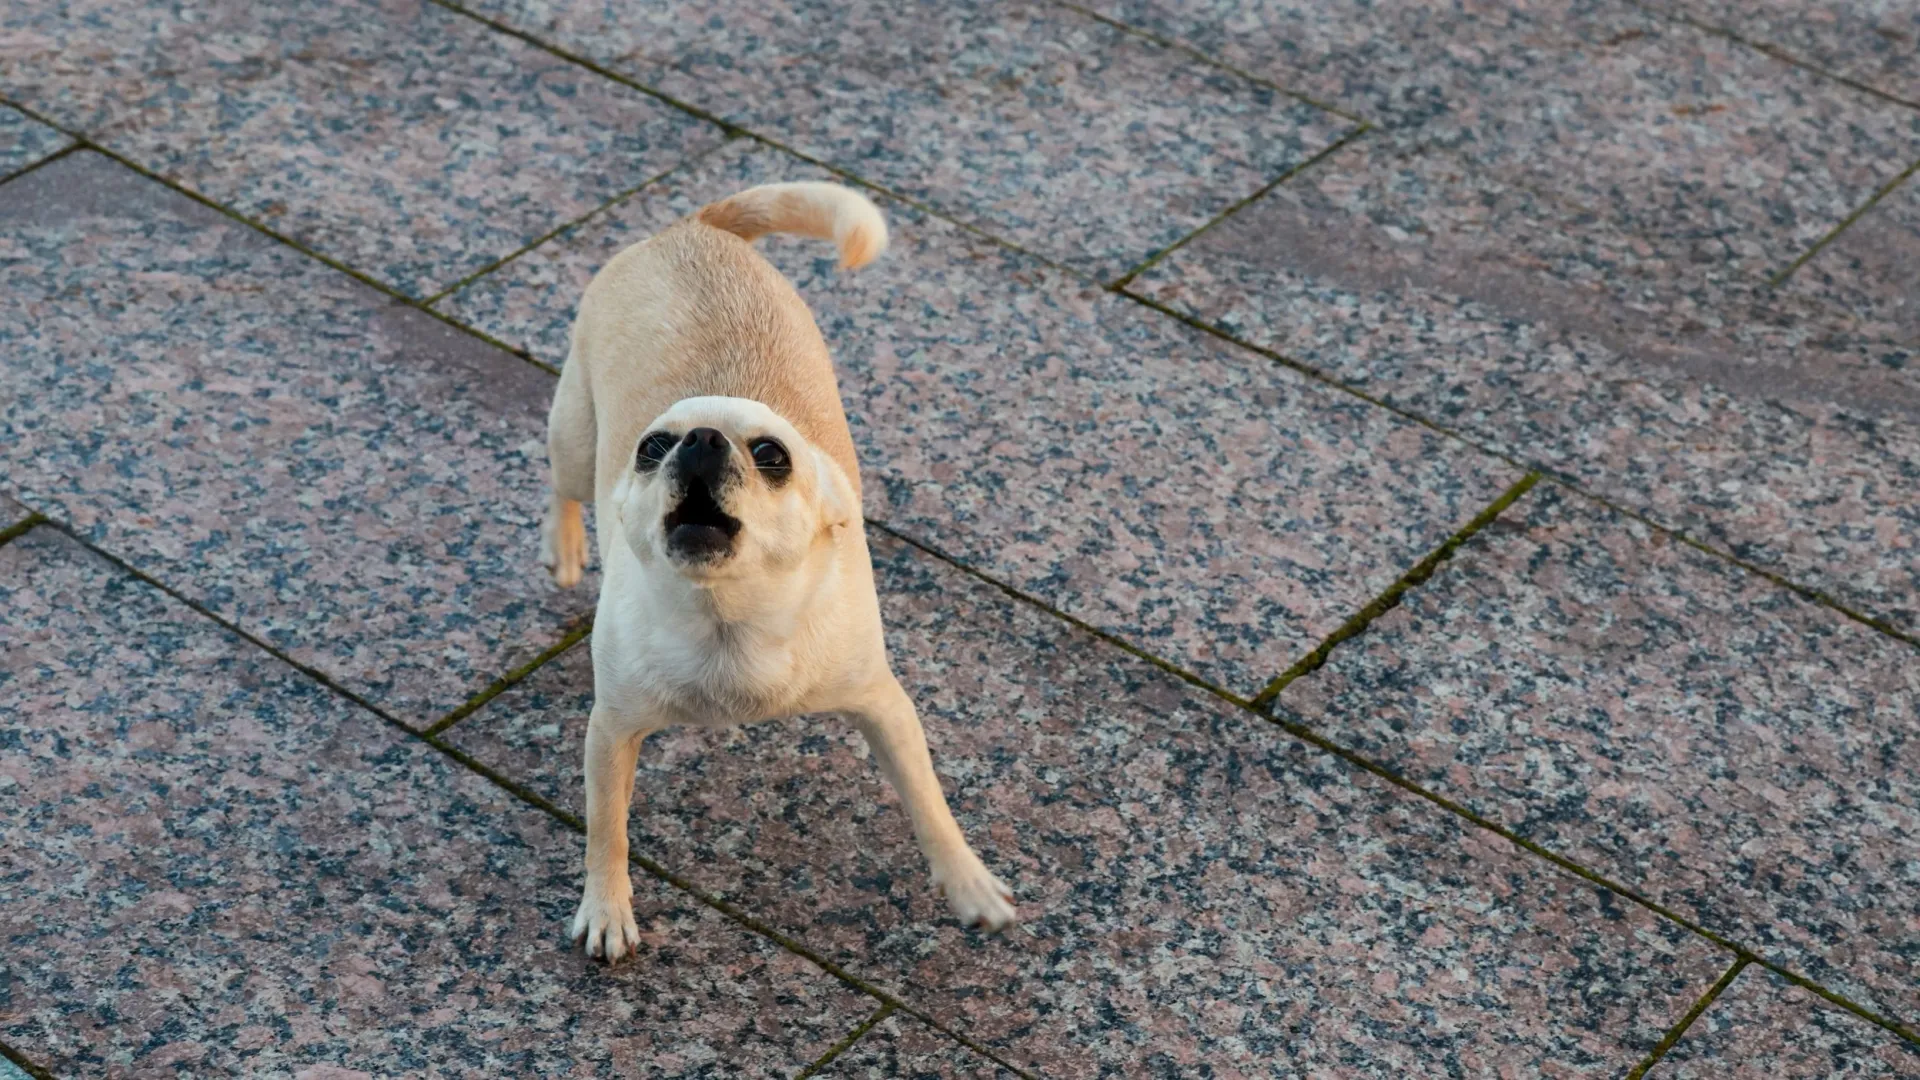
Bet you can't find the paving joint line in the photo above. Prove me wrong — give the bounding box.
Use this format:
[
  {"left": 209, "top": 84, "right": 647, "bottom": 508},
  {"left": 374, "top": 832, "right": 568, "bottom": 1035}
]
[
  {"left": 1107, "top": 121, "right": 1372, "bottom": 290},
  {"left": 9, "top": 0, "right": 1910, "bottom": 663},
  {"left": 14, "top": 516, "right": 1040, "bottom": 1079},
  {"left": 1625, "top": 956, "right": 1750, "bottom": 1080},
  {"left": 422, "top": 616, "right": 594, "bottom": 736},
  {"left": 6, "top": 127, "right": 1912, "bottom": 1047},
  {"left": 1117, "top": 287, "right": 1920, "bottom": 654},
  {"left": 1553, "top": 480, "right": 1920, "bottom": 650},
  {"left": 15, "top": 8, "right": 1894, "bottom": 662},
  {"left": 1261, "top": 697, "right": 1920, "bottom": 1046},
  {"left": 866, "top": 517, "right": 1254, "bottom": 709},
  {"left": 410, "top": 488, "right": 1758, "bottom": 1033},
  {"left": 423, "top": 0, "right": 750, "bottom": 139},
  {"left": 1248, "top": 472, "right": 1541, "bottom": 709},
  {"left": 866, "top": 516, "right": 1917, "bottom": 1046},
  {"left": 22, "top": 500, "right": 1920, "bottom": 1055},
  {"left": 1630, "top": 2, "right": 1920, "bottom": 113},
  {"left": 1769, "top": 155, "right": 1920, "bottom": 286},
  {"left": 793, "top": 1003, "right": 896, "bottom": 1079},
  {"left": 419, "top": 135, "right": 744, "bottom": 308},
  {"left": 0, "top": 95, "right": 563, "bottom": 380},
  {"left": 0, "top": 512, "right": 49, "bottom": 552},
  {"left": 5, "top": 15, "right": 1914, "bottom": 1048},
  {"left": 406, "top": 734, "right": 1035, "bottom": 1076},
  {"left": 0, "top": 1040, "right": 58, "bottom": 1080},
  {"left": 1047, "top": 0, "right": 1369, "bottom": 124},
  {"left": 0, "top": 141, "right": 81, "bottom": 190},
  {"left": 422, "top": 0, "right": 1192, "bottom": 291},
  {"left": 25, "top": 59, "right": 1892, "bottom": 665},
  {"left": 406, "top": 728, "right": 1032, "bottom": 1072}
]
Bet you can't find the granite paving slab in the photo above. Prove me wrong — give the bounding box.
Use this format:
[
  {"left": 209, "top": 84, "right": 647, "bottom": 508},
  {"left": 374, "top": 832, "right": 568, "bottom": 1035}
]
[
  {"left": 1097, "top": 0, "right": 1920, "bottom": 285},
  {"left": 1131, "top": 138, "right": 1920, "bottom": 634},
  {"left": 457, "top": 0, "right": 1354, "bottom": 279},
  {"left": 436, "top": 138, "right": 782, "bottom": 366},
  {"left": 0, "top": 102, "right": 67, "bottom": 178},
  {"left": 0, "top": 527, "right": 871, "bottom": 1077},
  {"left": 1283, "top": 485, "right": 1920, "bottom": 1026},
  {"left": 1, "top": 497, "right": 32, "bottom": 532},
  {"left": 1435, "top": 11, "right": 1920, "bottom": 284},
  {"left": 444, "top": 138, "right": 1522, "bottom": 696},
  {"left": 1093, "top": 0, "right": 1645, "bottom": 130},
  {"left": 1649, "top": 966, "right": 1920, "bottom": 1078},
  {"left": 814, "top": 1014, "right": 1020, "bottom": 1079},
  {"left": 0, "top": 0, "right": 720, "bottom": 297},
  {"left": 0, "top": 150, "right": 591, "bottom": 727},
  {"left": 1655, "top": 0, "right": 1920, "bottom": 106},
  {"left": 443, "top": 534, "right": 1728, "bottom": 1077}
]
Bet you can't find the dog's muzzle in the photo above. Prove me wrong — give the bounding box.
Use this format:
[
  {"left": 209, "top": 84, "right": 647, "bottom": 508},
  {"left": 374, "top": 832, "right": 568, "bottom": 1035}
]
[{"left": 663, "top": 427, "right": 741, "bottom": 561}]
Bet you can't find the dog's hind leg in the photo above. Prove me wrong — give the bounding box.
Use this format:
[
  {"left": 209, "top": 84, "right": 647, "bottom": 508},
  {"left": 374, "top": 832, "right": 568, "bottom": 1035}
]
[{"left": 542, "top": 342, "right": 595, "bottom": 587}]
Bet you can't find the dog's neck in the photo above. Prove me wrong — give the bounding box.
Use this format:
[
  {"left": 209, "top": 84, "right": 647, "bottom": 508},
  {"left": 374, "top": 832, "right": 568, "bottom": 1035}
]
[
  {"left": 646, "top": 535, "right": 847, "bottom": 644},
  {"left": 608, "top": 531, "right": 854, "bottom": 721}
]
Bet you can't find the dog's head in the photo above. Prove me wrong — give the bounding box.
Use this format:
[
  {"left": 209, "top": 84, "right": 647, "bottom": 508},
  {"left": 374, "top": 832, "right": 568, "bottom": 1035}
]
[{"left": 614, "top": 396, "right": 856, "bottom": 581}]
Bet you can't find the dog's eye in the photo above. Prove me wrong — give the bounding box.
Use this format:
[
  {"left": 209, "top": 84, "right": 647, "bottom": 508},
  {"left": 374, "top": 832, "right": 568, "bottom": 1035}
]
[
  {"left": 749, "top": 438, "right": 790, "bottom": 476},
  {"left": 636, "top": 431, "right": 676, "bottom": 472}
]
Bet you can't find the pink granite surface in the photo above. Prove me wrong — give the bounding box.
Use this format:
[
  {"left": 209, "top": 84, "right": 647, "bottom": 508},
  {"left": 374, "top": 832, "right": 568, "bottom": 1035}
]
[{"left": 2, "top": 1, "right": 1915, "bottom": 1075}]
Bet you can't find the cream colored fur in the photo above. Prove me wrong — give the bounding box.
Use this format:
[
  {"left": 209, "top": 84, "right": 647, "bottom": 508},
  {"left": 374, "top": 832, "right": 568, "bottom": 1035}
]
[{"left": 542, "top": 181, "right": 1015, "bottom": 962}]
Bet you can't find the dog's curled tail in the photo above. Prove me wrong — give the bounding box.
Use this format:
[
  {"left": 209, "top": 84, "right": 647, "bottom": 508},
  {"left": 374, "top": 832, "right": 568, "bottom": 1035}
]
[{"left": 696, "top": 182, "right": 888, "bottom": 270}]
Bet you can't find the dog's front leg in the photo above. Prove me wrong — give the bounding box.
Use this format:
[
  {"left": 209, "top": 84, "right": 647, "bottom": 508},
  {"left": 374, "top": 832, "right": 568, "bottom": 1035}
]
[
  {"left": 570, "top": 704, "right": 660, "bottom": 962},
  {"left": 849, "top": 677, "right": 1016, "bottom": 932}
]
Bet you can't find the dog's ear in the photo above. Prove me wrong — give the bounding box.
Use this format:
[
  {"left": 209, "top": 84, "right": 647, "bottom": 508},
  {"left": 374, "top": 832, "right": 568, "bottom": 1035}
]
[{"left": 813, "top": 450, "right": 857, "bottom": 534}]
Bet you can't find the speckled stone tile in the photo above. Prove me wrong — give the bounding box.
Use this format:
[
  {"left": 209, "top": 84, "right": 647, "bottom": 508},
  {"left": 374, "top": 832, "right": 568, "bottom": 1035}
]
[
  {"left": 1, "top": 496, "right": 32, "bottom": 532},
  {"left": 443, "top": 534, "right": 1728, "bottom": 1077},
  {"left": 437, "top": 139, "right": 792, "bottom": 365},
  {"left": 815, "top": 1015, "right": 1019, "bottom": 1079},
  {"left": 444, "top": 139, "right": 1521, "bottom": 695},
  {"left": 1785, "top": 171, "right": 1920, "bottom": 343},
  {"left": 0, "top": 103, "right": 67, "bottom": 178},
  {"left": 1432, "top": 13, "right": 1919, "bottom": 283},
  {"left": 0, "top": 150, "right": 592, "bottom": 726},
  {"left": 1132, "top": 138, "right": 1920, "bottom": 634},
  {"left": 1099, "top": 1, "right": 1920, "bottom": 284},
  {"left": 1093, "top": 0, "right": 1642, "bottom": 130},
  {"left": 1283, "top": 485, "right": 1920, "bottom": 1026},
  {"left": 1650, "top": 967, "right": 1920, "bottom": 1078},
  {"left": 457, "top": 0, "right": 1353, "bottom": 279},
  {"left": 1656, "top": 0, "right": 1920, "bottom": 106},
  {"left": 0, "top": 1058, "right": 31, "bottom": 1080},
  {"left": 0, "top": 0, "right": 719, "bottom": 298},
  {"left": 0, "top": 528, "right": 870, "bottom": 1077}
]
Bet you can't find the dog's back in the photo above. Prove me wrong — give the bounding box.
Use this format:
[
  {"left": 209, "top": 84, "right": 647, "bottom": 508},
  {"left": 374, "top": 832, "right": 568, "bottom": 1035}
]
[{"left": 570, "top": 183, "right": 886, "bottom": 501}]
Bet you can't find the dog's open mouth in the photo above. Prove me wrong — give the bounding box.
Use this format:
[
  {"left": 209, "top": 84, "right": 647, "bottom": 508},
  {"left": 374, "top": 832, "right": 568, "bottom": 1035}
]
[{"left": 663, "top": 476, "right": 741, "bottom": 560}]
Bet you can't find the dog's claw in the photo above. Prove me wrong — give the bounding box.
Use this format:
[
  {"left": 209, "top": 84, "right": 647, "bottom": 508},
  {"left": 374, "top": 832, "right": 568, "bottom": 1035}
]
[
  {"left": 933, "top": 857, "right": 1017, "bottom": 934},
  {"left": 571, "top": 883, "right": 641, "bottom": 964}
]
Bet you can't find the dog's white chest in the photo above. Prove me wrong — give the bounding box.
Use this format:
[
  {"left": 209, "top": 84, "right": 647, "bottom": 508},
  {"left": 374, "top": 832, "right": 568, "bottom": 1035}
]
[
  {"left": 592, "top": 575, "right": 816, "bottom": 727},
  {"left": 634, "top": 626, "right": 798, "bottom": 724}
]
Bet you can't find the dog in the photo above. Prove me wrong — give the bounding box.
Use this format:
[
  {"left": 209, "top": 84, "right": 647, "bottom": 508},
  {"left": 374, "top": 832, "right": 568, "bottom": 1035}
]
[{"left": 540, "top": 180, "right": 1017, "bottom": 961}]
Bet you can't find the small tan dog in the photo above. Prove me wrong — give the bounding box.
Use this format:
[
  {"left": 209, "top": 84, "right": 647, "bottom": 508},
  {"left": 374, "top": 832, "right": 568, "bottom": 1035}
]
[{"left": 541, "top": 181, "right": 1016, "bottom": 961}]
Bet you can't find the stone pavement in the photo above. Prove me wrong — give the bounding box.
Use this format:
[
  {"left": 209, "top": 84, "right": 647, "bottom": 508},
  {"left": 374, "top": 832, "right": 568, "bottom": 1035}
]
[{"left": 0, "top": 0, "right": 1916, "bottom": 1076}]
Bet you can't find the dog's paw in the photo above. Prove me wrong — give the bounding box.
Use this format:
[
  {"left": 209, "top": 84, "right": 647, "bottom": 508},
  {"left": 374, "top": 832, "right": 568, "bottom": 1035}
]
[
  {"left": 934, "top": 856, "right": 1017, "bottom": 933},
  {"left": 541, "top": 499, "right": 587, "bottom": 588},
  {"left": 570, "top": 879, "right": 641, "bottom": 963}
]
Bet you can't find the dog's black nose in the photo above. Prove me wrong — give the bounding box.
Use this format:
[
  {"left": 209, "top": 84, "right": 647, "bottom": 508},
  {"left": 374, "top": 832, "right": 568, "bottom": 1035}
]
[
  {"left": 682, "top": 427, "right": 727, "bottom": 452},
  {"left": 675, "top": 427, "right": 731, "bottom": 484}
]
